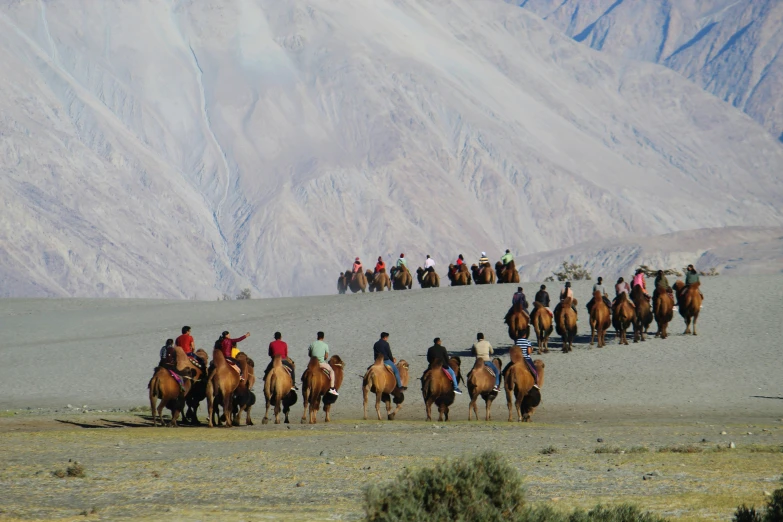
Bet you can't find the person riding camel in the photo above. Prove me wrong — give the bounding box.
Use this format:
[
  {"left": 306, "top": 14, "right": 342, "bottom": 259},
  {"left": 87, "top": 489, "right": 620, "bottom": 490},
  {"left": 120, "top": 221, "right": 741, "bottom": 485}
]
[
  {"left": 501, "top": 249, "right": 513, "bottom": 266},
  {"left": 477, "top": 252, "right": 490, "bottom": 278},
  {"left": 614, "top": 277, "right": 634, "bottom": 308},
  {"left": 515, "top": 333, "right": 539, "bottom": 389},
  {"left": 534, "top": 284, "right": 554, "bottom": 317},
  {"left": 373, "top": 332, "right": 405, "bottom": 391},
  {"left": 352, "top": 257, "right": 363, "bottom": 274},
  {"left": 264, "top": 331, "right": 298, "bottom": 391},
  {"left": 682, "top": 264, "right": 704, "bottom": 301},
  {"left": 559, "top": 282, "right": 577, "bottom": 313},
  {"left": 472, "top": 333, "right": 500, "bottom": 392},
  {"left": 512, "top": 287, "right": 529, "bottom": 312},
  {"left": 218, "top": 331, "right": 250, "bottom": 381},
  {"left": 632, "top": 269, "right": 651, "bottom": 300},
  {"left": 587, "top": 277, "right": 612, "bottom": 313},
  {"left": 424, "top": 254, "right": 435, "bottom": 272},
  {"left": 451, "top": 254, "right": 465, "bottom": 277},
  {"left": 159, "top": 338, "right": 177, "bottom": 369},
  {"left": 309, "top": 331, "right": 339, "bottom": 396},
  {"left": 426, "top": 338, "right": 462, "bottom": 394},
  {"left": 654, "top": 270, "right": 671, "bottom": 291},
  {"left": 391, "top": 253, "right": 407, "bottom": 278},
  {"left": 175, "top": 326, "right": 201, "bottom": 365},
  {"left": 374, "top": 256, "right": 386, "bottom": 274}
]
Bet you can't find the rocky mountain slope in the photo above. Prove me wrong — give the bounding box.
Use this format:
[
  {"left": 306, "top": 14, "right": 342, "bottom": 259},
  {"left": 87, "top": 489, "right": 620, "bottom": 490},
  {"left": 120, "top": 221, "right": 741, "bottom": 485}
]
[
  {"left": 516, "top": 0, "right": 783, "bottom": 141},
  {"left": 1, "top": 0, "right": 782, "bottom": 298}
]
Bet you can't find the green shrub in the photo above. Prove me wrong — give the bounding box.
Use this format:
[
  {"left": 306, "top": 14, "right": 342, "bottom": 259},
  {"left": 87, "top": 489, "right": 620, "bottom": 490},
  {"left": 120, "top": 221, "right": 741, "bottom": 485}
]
[
  {"left": 734, "top": 487, "right": 783, "bottom": 522},
  {"left": 734, "top": 505, "right": 763, "bottom": 522},
  {"left": 564, "top": 505, "right": 669, "bottom": 522}
]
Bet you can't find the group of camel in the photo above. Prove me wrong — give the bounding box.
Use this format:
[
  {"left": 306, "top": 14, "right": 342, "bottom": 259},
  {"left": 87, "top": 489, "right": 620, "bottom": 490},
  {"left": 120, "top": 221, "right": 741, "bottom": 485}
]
[
  {"left": 506, "top": 281, "right": 703, "bottom": 356},
  {"left": 337, "top": 260, "right": 520, "bottom": 293}
]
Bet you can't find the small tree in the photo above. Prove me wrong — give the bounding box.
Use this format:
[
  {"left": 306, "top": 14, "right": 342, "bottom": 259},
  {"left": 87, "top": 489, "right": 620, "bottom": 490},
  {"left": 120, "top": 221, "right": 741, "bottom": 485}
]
[
  {"left": 637, "top": 265, "right": 682, "bottom": 277},
  {"left": 236, "top": 288, "right": 252, "bottom": 300},
  {"left": 552, "top": 261, "right": 591, "bottom": 281},
  {"left": 699, "top": 267, "right": 720, "bottom": 276},
  {"left": 221, "top": 293, "right": 232, "bottom": 301}
]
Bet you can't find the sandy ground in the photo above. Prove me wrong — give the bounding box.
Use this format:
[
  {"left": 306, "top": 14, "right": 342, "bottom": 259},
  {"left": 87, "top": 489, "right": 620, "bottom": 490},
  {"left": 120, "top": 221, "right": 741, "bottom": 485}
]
[{"left": 0, "top": 275, "right": 782, "bottom": 520}]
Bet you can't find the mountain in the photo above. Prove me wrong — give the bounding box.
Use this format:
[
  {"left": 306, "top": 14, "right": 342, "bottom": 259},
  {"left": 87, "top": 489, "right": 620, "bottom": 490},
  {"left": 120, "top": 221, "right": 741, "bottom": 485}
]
[
  {"left": 515, "top": 0, "right": 783, "bottom": 141},
  {"left": 1, "top": 0, "right": 782, "bottom": 298}
]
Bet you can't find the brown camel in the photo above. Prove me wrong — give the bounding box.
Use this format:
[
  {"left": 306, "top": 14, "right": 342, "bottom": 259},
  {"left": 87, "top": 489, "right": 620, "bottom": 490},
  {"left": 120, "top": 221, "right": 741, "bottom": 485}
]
[
  {"left": 530, "top": 302, "right": 553, "bottom": 353},
  {"left": 467, "top": 357, "right": 502, "bottom": 421},
  {"left": 261, "top": 355, "right": 295, "bottom": 425},
  {"left": 653, "top": 286, "right": 675, "bottom": 339},
  {"left": 612, "top": 292, "right": 635, "bottom": 345},
  {"left": 589, "top": 290, "right": 612, "bottom": 348},
  {"left": 368, "top": 268, "right": 391, "bottom": 292},
  {"left": 347, "top": 269, "right": 367, "bottom": 293},
  {"left": 392, "top": 265, "right": 413, "bottom": 290},
  {"left": 554, "top": 297, "right": 578, "bottom": 353},
  {"left": 503, "top": 346, "right": 545, "bottom": 422},
  {"left": 673, "top": 280, "right": 702, "bottom": 335},
  {"left": 337, "top": 272, "right": 348, "bottom": 294},
  {"left": 505, "top": 302, "right": 530, "bottom": 341},
  {"left": 421, "top": 356, "right": 462, "bottom": 422},
  {"left": 231, "top": 356, "right": 256, "bottom": 426},
  {"left": 206, "top": 349, "right": 246, "bottom": 428},
  {"left": 416, "top": 267, "right": 440, "bottom": 288},
  {"left": 362, "top": 355, "right": 410, "bottom": 420},
  {"left": 148, "top": 364, "right": 199, "bottom": 427},
  {"left": 471, "top": 263, "right": 496, "bottom": 284},
  {"left": 448, "top": 264, "right": 472, "bottom": 286},
  {"left": 495, "top": 260, "right": 520, "bottom": 284},
  {"left": 300, "top": 355, "right": 344, "bottom": 424},
  {"left": 184, "top": 349, "right": 210, "bottom": 425},
  {"left": 631, "top": 284, "right": 653, "bottom": 343}
]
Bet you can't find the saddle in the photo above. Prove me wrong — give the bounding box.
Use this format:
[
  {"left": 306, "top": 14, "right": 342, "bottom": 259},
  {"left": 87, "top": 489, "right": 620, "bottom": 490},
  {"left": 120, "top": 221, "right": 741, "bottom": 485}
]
[
  {"left": 227, "top": 362, "right": 241, "bottom": 375},
  {"left": 441, "top": 367, "right": 454, "bottom": 382},
  {"left": 483, "top": 366, "right": 496, "bottom": 378},
  {"left": 383, "top": 363, "right": 396, "bottom": 376},
  {"left": 169, "top": 370, "right": 185, "bottom": 391}
]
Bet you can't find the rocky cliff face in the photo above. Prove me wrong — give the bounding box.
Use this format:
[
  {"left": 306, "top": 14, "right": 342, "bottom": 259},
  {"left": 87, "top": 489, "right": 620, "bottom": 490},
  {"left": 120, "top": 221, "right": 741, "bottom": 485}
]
[
  {"left": 516, "top": 0, "right": 783, "bottom": 141},
  {"left": 1, "top": 0, "right": 782, "bottom": 298}
]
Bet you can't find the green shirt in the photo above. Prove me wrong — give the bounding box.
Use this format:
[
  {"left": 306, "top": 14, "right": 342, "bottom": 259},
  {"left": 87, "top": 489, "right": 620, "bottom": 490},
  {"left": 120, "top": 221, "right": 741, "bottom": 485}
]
[
  {"left": 396, "top": 258, "right": 407, "bottom": 267},
  {"left": 308, "top": 340, "right": 329, "bottom": 363},
  {"left": 501, "top": 253, "right": 513, "bottom": 264},
  {"left": 685, "top": 272, "right": 700, "bottom": 285}
]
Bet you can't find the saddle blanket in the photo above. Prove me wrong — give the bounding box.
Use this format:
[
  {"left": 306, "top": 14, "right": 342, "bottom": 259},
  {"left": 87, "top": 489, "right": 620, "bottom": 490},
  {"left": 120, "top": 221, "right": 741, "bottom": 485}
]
[
  {"left": 227, "top": 362, "right": 241, "bottom": 375},
  {"left": 321, "top": 367, "right": 331, "bottom": 377},
  {"left": 484, "top": 366, "right": 496, "bottom": 378},
  {"left": 442, "top": 367, "right": 453, "bottom": 382},
  {"left": 168, "top": 370, "right": 184, "bottom": 390}
]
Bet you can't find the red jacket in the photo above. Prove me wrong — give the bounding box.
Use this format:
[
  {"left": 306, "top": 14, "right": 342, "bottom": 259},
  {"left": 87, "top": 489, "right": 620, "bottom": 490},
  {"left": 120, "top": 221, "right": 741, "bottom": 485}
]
[
  {"left": 268, "top": 340, "right": 288, "bottom": 359},
  {"left": 175, "top": 334, "right": 194, "bottom": 354},
  {"left": 375, "top": 262, "right": 385, "bottom": 273},
  {"left": 221, "top": 335, "right": 247, "bottom": 358}
]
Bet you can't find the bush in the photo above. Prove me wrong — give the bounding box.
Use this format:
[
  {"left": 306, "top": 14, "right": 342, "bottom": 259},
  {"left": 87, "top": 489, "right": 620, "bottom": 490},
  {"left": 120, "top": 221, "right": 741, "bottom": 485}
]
[
  {"left": 552, "top": 262, "right": 592, "bottom": 281},
  {"left": 52, "top": 461, "right": 85, "bottom": 479},
  {"left": 541, "top": 445, "right": 558, "bottom": 455},
  {"left": 637, "top": 265, "right": 682, "bottom": 277},
  {"left": 236, "top": 288, "right": 252, "bottom": 300},
  {"left": 565, "top": 505, "right": 669, "bottom": 522},
  {"left": 734, "top": 487, "right": 783, "bottom": 522}
]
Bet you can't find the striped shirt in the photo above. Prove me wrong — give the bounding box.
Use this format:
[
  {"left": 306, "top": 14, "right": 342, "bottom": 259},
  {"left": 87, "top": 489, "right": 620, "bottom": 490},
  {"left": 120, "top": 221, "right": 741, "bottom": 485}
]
[{"left": 515, "top": 338, "right": 532, "bottom": 357}]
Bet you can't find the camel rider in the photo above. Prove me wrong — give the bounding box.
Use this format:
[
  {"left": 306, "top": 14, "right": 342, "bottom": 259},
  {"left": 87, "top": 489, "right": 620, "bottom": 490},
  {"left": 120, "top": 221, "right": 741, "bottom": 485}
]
[
  {"left": 614, "top": 278, "right": 634, "bottom": 308},
  {"left": 479, "top": 252, "right": 490, "bottom": 267},
  {"left": 265, "top": 332, "right": 298, "bottom": 390},
  {"left": 427, "top": 338, "right": 462, "bottom": 394},
  {"left": 472, "top": 333, "right": 500, "bottom": 392},
  {"left": 535, "top": 284, "right": 551, "bottom": 308},
  {"left": 159, "top": 338, "right": 177, "bottom": 369},
  {"left": 501, "top": 249, "right": 513, "bottom": 266},
  {"left": 559, "top": 282, "right": 577, "bottom": 313},
  {"left": 654, "top": 270, "right": 671, "bottom": 291},
  {"left": 309, "top": 331, "right": 338, "bottom": 396},
  {"left": 683, "top": 264, "right": 704, "bottom": 301},
  {"left": 352, "top": 257, "right": 363, "bottom": 274},
  {"left": 374, "top": 256, "right": 386, "bottom": 274},
  {"left": 219, "top": 331, "right": 250, "bottom": 381},
  {"left": 512, "top": 286, "right": 529, "bottom": 312},
  {"left": 391, "top": 253, "right": 407, "bottom": 278},
  {"left": 515, "top": 334, "right": 539, "bottom": 389},
  {"left": 587, "top": 277, "right": 612, "bottom": 312},
  {"left": 424, "top": 254, "right": 435, "bottom": 272},
  {"left": 373, "top": 332, "right": 405, "bottom": 390},
  {"left": 632, "top": 269, "right": 650, "bottom": 300},
  {"left": 452, "top": 254, "right": 465, "bottom": 277},
  {"left": 175, "top": 326, "right": 201, "bottom": 365}
]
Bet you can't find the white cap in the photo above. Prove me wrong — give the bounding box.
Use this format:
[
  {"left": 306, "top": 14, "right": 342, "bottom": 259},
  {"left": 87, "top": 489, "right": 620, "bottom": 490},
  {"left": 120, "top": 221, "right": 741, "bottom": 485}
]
[{"left": 481, "top": 251, "right": 486, "bottom": 256}]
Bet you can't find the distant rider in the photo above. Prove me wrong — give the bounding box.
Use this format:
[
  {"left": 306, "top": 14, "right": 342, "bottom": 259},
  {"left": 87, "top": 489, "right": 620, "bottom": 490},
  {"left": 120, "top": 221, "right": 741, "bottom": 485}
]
[
  {"left": 265, "top": 331, "right": 298, "bottom": 390},
  {"left": 472, "top": 333, "right": 500, "bottom": 392},
  {"left": 424, "top": 255, "right": 435, "bottom": 272},
  {"left": 426, "top": 338, "right": 462, "bottom": 394},
  {"left": 218, "top": 330, "right": 250, "bottom": 381},
  {"left": 632, "top": 269, "right": 650, "bottom": 300},
  {"left": 501, "top": 249, "right": 513, "bottom": 266},
  {"left": 374, "top": 256, "right": 386, "bottom": 274},
  {"left": 373, "top": 332, "right": 405, "bottom": 391},
  {"left": 352, "top": 257, "right": 363, "bottom": 274},
  {"left": 308, "top": 331, "right": 338, "bottom": 396}
]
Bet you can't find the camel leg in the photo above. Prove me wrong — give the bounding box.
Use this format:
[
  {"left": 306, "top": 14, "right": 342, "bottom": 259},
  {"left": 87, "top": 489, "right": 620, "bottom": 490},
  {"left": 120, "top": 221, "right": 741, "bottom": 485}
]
[
  {"left": 311, "top": 399, "right": 320, "bottom": 424},
  {"left": 486, "top": 398, "right": 493, "bottom": 421},
  {"left": 222, "top": 393, "right": 233, "bottom": 428},
  {"left": 206, "top": 394, "right": 214, "bottom": 428},
  {"left": 301, "top": 386, "right": 310, "bottom": 424},
  {"left": 245, "top": 405, "right": 253, "bottom": 426},
  {"left": 375, "top": 393, "right": 382, "bottom": 421},
  {"left": 506, "top": 388, "right": 514, "bottom": 422},
  {"left": 274, "top": 399, "right": 282, "bottom": 424},
  {"left": 692, "top": 315, "right": 698, "bottom": 335},
  {"left": 362, "top": 386, "right": 369, "bottom": 420},
  {"left": 149, "top": 395, "right": 158, "bottom": 427},
  {"left": 157, "top": 401, "right": 166, "bottom": 427},
  {"left": 468, "top": 395, "right": 476, "bottom": 421},
  {"left": 515, "top": 395, "right": 523, "bottom": 422},
  {"left": 170, "top": 408, "right": 181, "bottom": 427},
  {"left": 684, "top": 316, "right": 692, "bottom": 335},
  {"left": 425, "top": 400, "right": 433, "bottom": 422},
  {"left": 390, "top": 401, "right": 403, "bottom": 420},
  {"left": 324, "top": 404, "right": 331, "bottom": 423},
  {"left": 385, "top": 398, "right": 393, "bottom": 421}
]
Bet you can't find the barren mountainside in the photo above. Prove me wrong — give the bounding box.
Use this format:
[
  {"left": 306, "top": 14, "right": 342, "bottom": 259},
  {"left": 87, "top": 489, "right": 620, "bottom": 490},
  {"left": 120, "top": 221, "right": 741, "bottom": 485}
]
[{"left": 1, "top": 0, "right": 782, "bottom": 298}]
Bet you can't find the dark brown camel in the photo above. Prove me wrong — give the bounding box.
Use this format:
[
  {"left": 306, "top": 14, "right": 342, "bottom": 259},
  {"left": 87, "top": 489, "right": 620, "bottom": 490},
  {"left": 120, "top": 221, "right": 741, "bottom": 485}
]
[
  {"left": 184, "top": 349, "right": 210, "bottom": 424},
  {"left": 554, "top": 297, "right": 578, "bottom": 353},
  {"left": 589, "top": 290, "right": 612, "bottom": 348},
  {"left": 495, "top": 260, "right": 520, "bottom": 284},
  {"left": 612, "top": 292, "right": 635, "bottom": 345},
  {"left": 392, "top": 265, "right": 413, "bottom": 290},
  {"left": 362, "top": 355, "right": 410, "bottom": 420},
  {"left": 231, "top": 356, "right": 256, "bottom": 426},
  {"left": 337, "top": 272, "right": 348, "bottom": 294},
  {"left": 206, "top": 349, "right": 245, "bottom": 428},
  {"left": 673, "top": 280, "right": 702, "bottom": 335},
  {"left": 421, "top": 356, "right": 462, "bottom": 422},
  {"left": 631, "top": 284, "right": 653, "bottom": 342},
  {"left": 368, "top": 268, "right": 391, "bottom": 292},
  {"left": 300, "top": 355, "right": 344, "bottom": 424},
  {"left": 503, "top": 346, "right": 545, "bottom": 422},
  {"left": 448, "top": 264, "right": 472, "bottom": 286},
  {"left": 653, "top": 286, "right": 675, "bottom": 339},
  {"left": 262, "top": 355, "right": 295, "bottom": 425},
  {"left": 416, "top": 267, "right": 440, "bottom": 288},
  {"left": 530, "top": 302, "right": 553, "bottom": 354},
  {"left": 505, "top": 302, "right": 530, "bottom": 341},
  {"left": 467, "top": 357, "right": 502, "bottom": 421},
  {"left": 471, "top": 264, "right": 496, "bottom": 284},
  {"left": 148, "top": 364, "right": 198, "bottom": 427}
]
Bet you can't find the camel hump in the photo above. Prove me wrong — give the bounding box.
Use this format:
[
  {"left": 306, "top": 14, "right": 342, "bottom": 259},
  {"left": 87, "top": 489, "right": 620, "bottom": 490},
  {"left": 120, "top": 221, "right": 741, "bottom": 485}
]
[
  {"left": 329, "top": 355, "right": 344, "bottom": 367},
  {"left": 562, "top": 296, "right": 573, "bottom": 308}
]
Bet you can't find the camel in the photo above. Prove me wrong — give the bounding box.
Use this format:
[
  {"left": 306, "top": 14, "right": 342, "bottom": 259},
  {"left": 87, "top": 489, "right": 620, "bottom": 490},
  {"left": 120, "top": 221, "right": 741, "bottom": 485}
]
[
  {"left": 589, "top": 290, "right": 612, "bottom": 348},
  {"left": 392, "top": 265, "right": 413, "bottom": 290},
  {"left": 653, "top": 286, "right": 675, "bottom": 339},
  {"left": 471, "top": 264, "right": 496, "bottom": 285},
  {"left": 673, "top": 280, "right": 702, "bottom": 335},
  {"left": 231, "top": 357, "right": 256, "bottom": 426},
  {"left": 337, "top": 272, "right": 348, "bottom": 294},
  {"left": 184, "top": 349, "right": 210, "bottom": 425},
  {"left": 300, "top": 355, "right": 344, "bottom": 424},
  {"left": 367, "top": 268, "right": 391, "bottom": 292},
  {"left": 631, "top": 284, "right": 653, "bottom": 343},
  {"left": 206, "top": 349, "right": 246, "bottom": 428},
  {"left": 148, "top": 364, "right": 199, "bottom": 427},
  {"left": 421, "top": 356, "right": 463, "bottom": 422},
  {"left": 347, "top": 269, "right": 367, "bottom": 293},
  {"left": 416, "top": 267, "right": 440, "bottom": 288},
  {"left": 505, "top": 302, "right": 530, "bottom": 341},
  {"left": 362, "top": 355, "right": 410, "bottom": 420},
  {"left": 448, "top": 264, "right": 472, "bottom": 286},
  {"left": 612, "top": 292, "right": 635, "bottom": 345},
  {"left": 530, "top": 302, "right": 553, "bottom": 353},
  {"left": 495, "top": 260, "right": 520, "bottom": 284},
  {"left": 467, "top": 357, "right": 503, "bottom": 421},
  {"left": 503, "top": 346, "right": 545, "bottom": 422},
  {"left": 261, "top": 355, "right": 296, "bottom": 425},
  {"left": 554, "top": 297, "right": 578, "bottom": 353}
]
